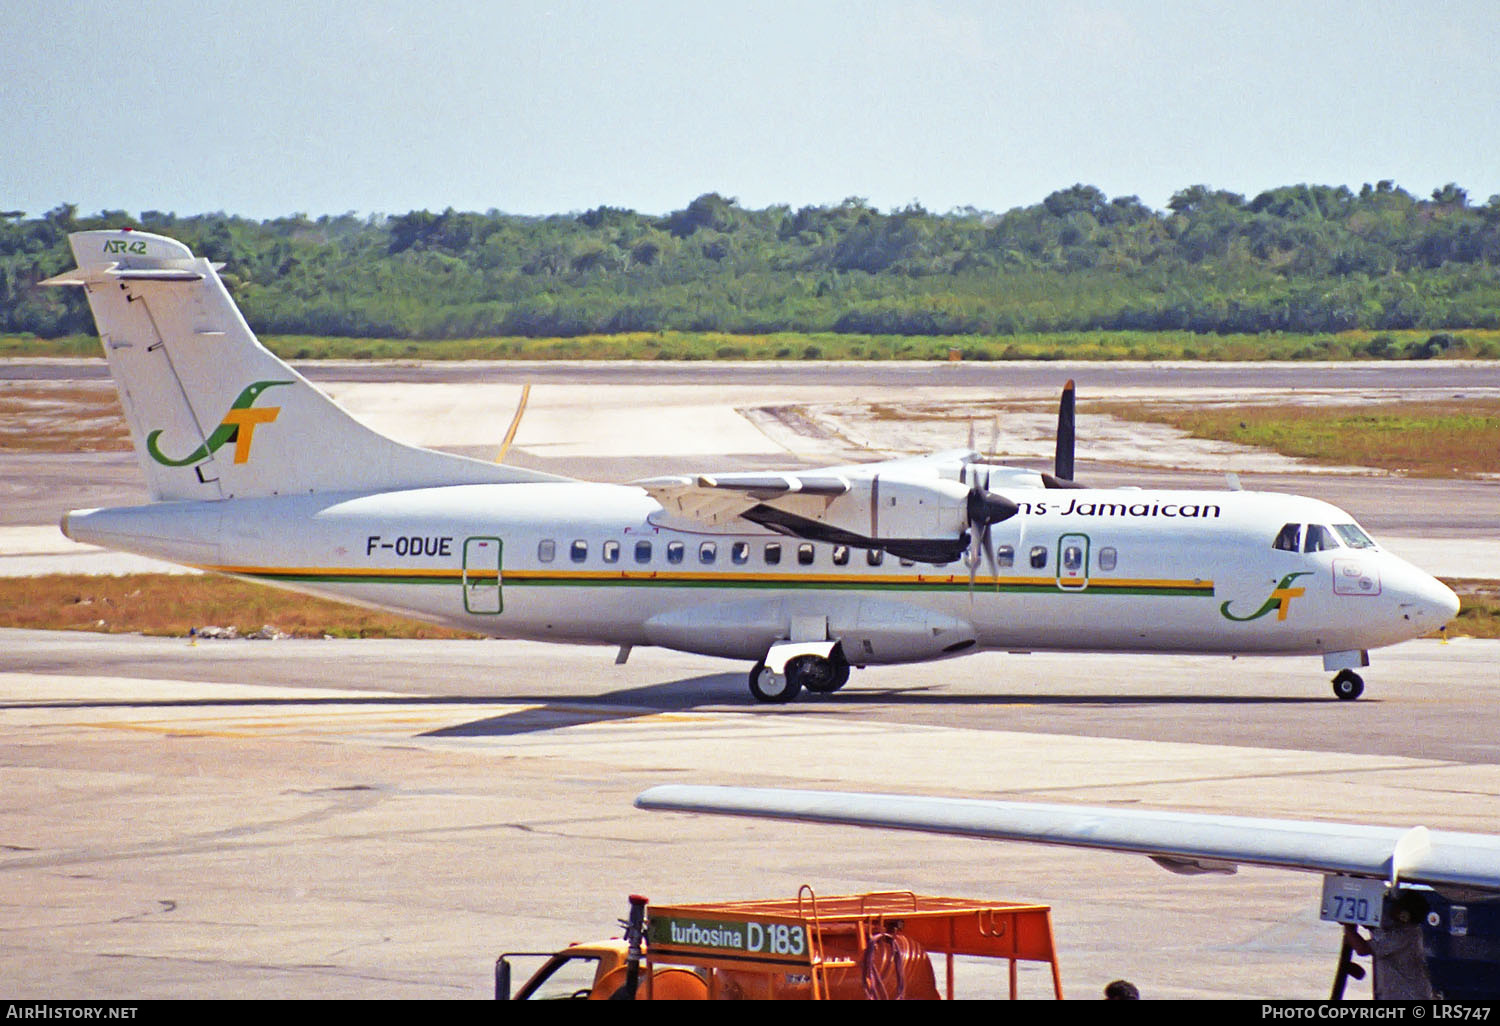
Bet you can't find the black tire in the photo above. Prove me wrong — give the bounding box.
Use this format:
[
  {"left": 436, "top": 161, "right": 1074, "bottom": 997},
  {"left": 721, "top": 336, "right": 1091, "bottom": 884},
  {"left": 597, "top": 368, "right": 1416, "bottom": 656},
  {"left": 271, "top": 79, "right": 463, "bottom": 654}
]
[
  {"left": 749, "top": 661, "right": 801, "bottom": 703},
  {"left": 786, "top": 654, "right": 838, "bottom": 694},
  {"left": 801, "top": 649, "right": 851, "bottom": 694},
  {"left": 1332, "top": 670, "right": 1365, "bottom": 701}
]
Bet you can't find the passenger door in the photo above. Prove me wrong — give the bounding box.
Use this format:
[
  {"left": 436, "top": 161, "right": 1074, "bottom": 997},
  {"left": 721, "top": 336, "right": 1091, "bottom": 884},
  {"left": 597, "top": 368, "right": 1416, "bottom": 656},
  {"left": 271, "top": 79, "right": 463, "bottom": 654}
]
[
  {"left": 1057, "top": 533, "right": 1089, "bottom": 591},
  {"left": 463, "top": 536, "right": 503, "bottom": 614}
]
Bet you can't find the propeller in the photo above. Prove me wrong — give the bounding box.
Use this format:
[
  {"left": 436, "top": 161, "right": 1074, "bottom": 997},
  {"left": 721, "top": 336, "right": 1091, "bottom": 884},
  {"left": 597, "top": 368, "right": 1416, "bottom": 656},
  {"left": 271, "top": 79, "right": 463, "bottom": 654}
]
[{"left": 963, "top": 463, "right": 1018, "bottom": 593}]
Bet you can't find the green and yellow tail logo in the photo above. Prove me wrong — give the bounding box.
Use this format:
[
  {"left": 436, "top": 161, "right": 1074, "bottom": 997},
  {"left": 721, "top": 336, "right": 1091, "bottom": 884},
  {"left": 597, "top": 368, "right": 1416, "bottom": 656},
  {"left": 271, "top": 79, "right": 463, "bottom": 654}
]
[
  {"left": 1220, "top": 572, "right": 1313, "bottom": 622},
  {"left": 147, "top": 380, "right": 292, "bottom": 467}
]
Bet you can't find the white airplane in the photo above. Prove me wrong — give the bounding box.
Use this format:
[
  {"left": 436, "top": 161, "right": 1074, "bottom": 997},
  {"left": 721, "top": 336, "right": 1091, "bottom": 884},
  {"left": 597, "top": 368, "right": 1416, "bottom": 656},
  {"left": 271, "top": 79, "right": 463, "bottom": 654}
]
[
  {"left": 44, "top": 229, "right": 1459, "bottom": 703},
  {"left": 634, "top": 785, "right": 1500, "bottom": 998}
]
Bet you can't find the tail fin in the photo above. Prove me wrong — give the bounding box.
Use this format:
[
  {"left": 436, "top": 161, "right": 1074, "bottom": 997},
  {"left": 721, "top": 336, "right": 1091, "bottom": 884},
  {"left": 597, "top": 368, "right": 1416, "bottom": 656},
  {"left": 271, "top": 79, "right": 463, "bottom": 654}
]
[{"left": 43, "top": 230, "right": 567, "bottom": 500}]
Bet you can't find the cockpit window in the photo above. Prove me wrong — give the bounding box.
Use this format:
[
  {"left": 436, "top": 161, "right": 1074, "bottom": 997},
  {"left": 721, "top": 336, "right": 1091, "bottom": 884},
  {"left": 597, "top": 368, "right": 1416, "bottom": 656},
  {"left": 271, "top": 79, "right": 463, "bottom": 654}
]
[
  {"left": 1333, "top": 524, "right": 1376, "bottom": 549},
  {"left": 1304, "top": 524, "right": 1340, "bottom": 553},
  {"left": 1272, "top": 523, "right": 1301, "bottom": 552}
]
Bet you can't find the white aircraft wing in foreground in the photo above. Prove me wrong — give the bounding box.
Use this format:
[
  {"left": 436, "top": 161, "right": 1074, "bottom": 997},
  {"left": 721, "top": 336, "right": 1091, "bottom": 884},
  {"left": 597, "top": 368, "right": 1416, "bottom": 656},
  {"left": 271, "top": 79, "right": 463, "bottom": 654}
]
[
  {"left": 635, "top": 785, "right": 1500, "bottom": 891},
  {"left": 637, "top": 786, "right": 1500, "bottom": 996}
]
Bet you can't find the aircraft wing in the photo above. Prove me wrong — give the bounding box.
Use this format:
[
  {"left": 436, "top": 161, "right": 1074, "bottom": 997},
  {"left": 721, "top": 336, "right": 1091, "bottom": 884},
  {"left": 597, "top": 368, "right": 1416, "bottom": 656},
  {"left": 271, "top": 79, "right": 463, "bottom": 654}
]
[
  {"left": 632, "top": 450, "right": 984, "bottom": 523},
  {"left": 635, "top": 471, "right": 852, "bottom": 526},
  {"left": 635, "top": 785, "right": 1500, "bottom": 893},
  {"left": 633, "top": 450, "right": 1034, "bottom": 562}
]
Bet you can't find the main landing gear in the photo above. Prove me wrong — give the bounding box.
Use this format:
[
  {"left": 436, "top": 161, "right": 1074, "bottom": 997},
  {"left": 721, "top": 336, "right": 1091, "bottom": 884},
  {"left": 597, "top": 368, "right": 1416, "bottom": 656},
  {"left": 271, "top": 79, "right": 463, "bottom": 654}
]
[
  {"left": 748, "top": 648, "right": 851, "bottom": 704},
  {"left": 1331, "top": 669, "right": 1365, "bottom": 701}
]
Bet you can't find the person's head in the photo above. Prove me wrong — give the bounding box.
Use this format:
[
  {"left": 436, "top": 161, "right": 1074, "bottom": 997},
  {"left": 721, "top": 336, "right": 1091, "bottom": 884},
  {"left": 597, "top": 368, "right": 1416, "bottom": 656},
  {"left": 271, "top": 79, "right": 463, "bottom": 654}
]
[{"left": 1104, "top": 979, "right": 1140, "bottom": 1000}]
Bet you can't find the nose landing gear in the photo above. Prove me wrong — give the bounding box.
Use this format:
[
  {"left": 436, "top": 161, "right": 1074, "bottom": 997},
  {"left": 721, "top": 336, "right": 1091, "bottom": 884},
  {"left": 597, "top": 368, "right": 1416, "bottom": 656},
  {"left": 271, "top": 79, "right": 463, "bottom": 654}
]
[{"left": 1332, "top": 669, "right": 1365, "bottom": 701}]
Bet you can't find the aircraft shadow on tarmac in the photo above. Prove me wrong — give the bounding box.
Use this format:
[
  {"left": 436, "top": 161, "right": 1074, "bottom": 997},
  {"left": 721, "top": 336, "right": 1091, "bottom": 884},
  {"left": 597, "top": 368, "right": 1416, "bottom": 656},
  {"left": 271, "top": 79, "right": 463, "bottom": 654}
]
[
  {"left": 2, "top": 675, "right": 1333, "bottom": 739},
  {"left": 418, "top": 673, "right": 1333, "bottom": 738}
]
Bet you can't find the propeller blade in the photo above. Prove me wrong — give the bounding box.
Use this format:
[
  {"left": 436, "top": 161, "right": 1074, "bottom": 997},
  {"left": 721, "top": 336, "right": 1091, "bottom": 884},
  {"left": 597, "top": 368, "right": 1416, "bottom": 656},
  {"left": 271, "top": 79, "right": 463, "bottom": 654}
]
[
  {"left": 967, "top": 528, "right": 980, "bottom": 598},
  {"left": 1054, "top": 379, "right": 1075, "bottom": 482},
  {"left": 965, "top": 462, "right": 1018, "bottom": 598}
]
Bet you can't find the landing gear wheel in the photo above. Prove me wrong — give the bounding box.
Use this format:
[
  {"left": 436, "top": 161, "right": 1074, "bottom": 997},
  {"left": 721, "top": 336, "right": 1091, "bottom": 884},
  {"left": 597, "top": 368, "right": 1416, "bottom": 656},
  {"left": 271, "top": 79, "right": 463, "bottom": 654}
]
[
  {"left": 800, "top": 651, "right": 851, "bottom": 694},
  {"left": 749, "top": 661, "right": 801, "bottom": 703},
  {"left": 786, "top": 654, "right": 837, "bottom": 695},
  {"left": 1332, "top": 669, "right": 1365, "bottom": 701}
]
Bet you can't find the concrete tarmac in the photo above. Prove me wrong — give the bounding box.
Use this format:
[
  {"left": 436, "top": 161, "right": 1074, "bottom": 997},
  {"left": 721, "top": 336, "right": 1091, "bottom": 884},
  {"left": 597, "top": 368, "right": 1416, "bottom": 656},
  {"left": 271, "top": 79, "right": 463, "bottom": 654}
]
[{"left": 2, "top": 628, "right": 1497, "bottom": 1000}]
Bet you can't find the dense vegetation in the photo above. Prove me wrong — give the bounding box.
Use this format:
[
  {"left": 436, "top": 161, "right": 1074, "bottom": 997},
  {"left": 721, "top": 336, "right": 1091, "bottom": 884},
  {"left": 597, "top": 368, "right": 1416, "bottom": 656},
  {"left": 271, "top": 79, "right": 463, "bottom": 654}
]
[{"left": 4, "top": 181, "right": 1499, "bottom": 348}]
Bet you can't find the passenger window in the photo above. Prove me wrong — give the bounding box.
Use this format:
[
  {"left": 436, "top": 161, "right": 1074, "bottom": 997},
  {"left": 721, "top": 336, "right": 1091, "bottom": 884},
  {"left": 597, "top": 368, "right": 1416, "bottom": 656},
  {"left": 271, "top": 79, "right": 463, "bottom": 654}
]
[
  {"left": 634, "top": 540, "right": 652, "bottom": 564},
  {"left": 1273, "top": 523, "right": 1302, "bottom": 552},
  {"left": 866, "top": 548, "right": 884, "bottom": 567},
  {"left": 1062, "top": 545, "right": 1083, "bottom": 571},
  {"left": 798, "top": 543, "right": 815, "bottom": 566},
  {"left": 699, "top": 541, "right": 717, "bottom": 564},
  {"left": 602, "top": 540, "right": 620, "bottom": 564},
  {"left": 666, "top": 541, "right": 684, "bottom": 564},
  {"left": 1304, "top": 524, "right": 1339, "bottom": 553},
  {"left": 538, "top": 539, "right": 556, "bottom": 563},
  {"left": 1334, "top": 524, "right": 1376, "bottom": 549},
  {"left": 570, "top": 540, "right": 587, "bottom": 563},
  {"left": 731, "top": 541, "right": 750, "bottom": 564},
  {"left": 1098, "top": 546, "right": 1117, "bottom": 571},
  {"left": 996, "top": 545, "right": 1014, "bottom": 568},
  {"left": 832, "top": 545, "right": 849, "bottom": 566},
  {"left": 1029, "top": 546, "right": 1048, "bottom": 569},
  {"left": 764, "top": 542, "right": 781, "bottom": 565}
]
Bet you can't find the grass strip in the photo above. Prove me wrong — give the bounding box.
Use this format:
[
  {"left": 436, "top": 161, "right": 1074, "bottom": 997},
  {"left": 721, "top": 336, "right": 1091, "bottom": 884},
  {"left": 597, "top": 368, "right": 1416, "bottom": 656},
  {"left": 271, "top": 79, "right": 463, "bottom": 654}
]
[
  {"left": 6, "top": 329, "right": 1500, "bottom": 363},
  {"left": 0, "top": 573, "right": 480, "bottom": 639},
  {"left": 1094, "top": 399, "right": 1500, "bottom": 478}
]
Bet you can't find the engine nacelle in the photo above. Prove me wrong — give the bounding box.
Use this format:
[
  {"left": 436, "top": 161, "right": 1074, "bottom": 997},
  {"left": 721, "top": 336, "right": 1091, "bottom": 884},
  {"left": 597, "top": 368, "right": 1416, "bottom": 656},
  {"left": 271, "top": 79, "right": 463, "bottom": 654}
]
[{"left": 740, "top": 474, "right": 977, "bottom": 562}]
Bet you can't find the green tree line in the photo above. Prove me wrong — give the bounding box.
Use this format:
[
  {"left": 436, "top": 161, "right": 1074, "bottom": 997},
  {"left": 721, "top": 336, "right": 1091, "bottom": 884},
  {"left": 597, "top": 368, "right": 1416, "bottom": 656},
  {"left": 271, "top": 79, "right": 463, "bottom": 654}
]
[{"left": 3, "top": 181, "right": 1499, "bottom": 340}]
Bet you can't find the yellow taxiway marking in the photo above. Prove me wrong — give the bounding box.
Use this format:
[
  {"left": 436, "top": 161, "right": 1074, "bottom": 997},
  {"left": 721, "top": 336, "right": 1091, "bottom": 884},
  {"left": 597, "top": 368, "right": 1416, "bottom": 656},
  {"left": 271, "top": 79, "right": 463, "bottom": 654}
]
[{"left": 59, "top": 704, "right": 713, "bottom": 739}]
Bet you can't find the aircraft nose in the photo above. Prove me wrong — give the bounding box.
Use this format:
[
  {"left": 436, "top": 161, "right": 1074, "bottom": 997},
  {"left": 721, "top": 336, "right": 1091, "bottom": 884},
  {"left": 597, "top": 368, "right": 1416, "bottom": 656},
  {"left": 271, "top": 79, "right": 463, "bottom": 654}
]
[{"left": 1404, "top": 574, "right": 1460, "bottom": 628}]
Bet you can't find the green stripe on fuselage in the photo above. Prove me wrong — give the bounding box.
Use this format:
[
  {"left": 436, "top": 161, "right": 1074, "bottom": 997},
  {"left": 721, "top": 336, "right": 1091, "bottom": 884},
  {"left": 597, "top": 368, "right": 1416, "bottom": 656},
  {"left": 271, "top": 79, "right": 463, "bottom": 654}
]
[{"left": 221, "top": 568, "right": 1213, "bottom": 597}]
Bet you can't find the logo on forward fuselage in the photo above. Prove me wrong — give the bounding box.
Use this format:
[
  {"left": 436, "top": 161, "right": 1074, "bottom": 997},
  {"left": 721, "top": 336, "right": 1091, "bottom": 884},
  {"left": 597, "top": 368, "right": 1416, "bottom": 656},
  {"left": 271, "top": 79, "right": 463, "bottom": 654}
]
[
  {"left": 146, "top": 380, "right": 293, "bottom": 467},
  {"left": 1220, "top": 571, "right": 1313, "bottom": 622}
]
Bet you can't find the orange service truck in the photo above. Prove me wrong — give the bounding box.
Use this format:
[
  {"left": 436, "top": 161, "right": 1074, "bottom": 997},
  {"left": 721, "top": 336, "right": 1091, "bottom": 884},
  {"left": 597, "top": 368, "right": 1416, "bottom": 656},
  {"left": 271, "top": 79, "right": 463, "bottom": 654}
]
[{"left": 495, "top": 888, "right": 1064, "bottom": 1000}]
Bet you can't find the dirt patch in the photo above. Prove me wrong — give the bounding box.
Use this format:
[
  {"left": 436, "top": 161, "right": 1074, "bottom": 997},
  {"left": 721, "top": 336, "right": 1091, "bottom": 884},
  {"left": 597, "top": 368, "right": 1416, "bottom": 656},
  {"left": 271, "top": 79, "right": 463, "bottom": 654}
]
[
  {"left": 0, "top": 573, "right": 482, "bottom": 639},
  {"left": 0, "top": 382, "right": 131, "bottom": 453}
]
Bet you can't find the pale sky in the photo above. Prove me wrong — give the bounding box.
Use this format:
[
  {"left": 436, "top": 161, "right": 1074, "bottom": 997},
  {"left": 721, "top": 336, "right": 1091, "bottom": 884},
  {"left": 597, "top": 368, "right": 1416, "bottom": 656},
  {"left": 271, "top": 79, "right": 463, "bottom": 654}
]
[{"left": 4, "top": 0, "right": 1498, "bottom": 219}]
